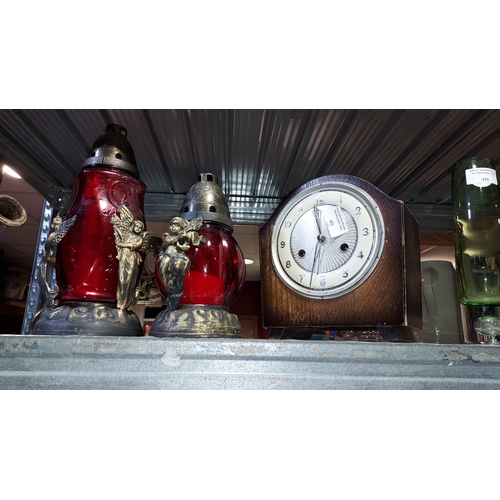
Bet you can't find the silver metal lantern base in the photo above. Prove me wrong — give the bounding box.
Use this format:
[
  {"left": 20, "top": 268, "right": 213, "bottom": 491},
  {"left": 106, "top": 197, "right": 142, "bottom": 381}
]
[
  {"left": 30, "top": 302, "right": 144, "bottom": 336},
  {"left": 149, "top": 304, "right": 242, "bottom": 338}
]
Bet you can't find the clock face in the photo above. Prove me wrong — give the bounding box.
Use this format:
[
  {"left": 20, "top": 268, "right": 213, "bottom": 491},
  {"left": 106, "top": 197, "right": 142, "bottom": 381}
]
[{"left": 271, "top": 181, "right": 385, "bottom": 299}]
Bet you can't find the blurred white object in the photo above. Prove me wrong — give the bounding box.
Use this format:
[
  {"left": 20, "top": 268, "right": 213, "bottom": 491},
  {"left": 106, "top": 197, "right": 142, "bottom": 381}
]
[{"left": 417, "top": 260, "right": 463, "bottom": 344}]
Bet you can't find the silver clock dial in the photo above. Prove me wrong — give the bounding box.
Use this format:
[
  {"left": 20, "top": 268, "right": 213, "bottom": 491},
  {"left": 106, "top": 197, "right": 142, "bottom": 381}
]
[{"left": 271, "top": 181, "right": 385, "bottom": 298}]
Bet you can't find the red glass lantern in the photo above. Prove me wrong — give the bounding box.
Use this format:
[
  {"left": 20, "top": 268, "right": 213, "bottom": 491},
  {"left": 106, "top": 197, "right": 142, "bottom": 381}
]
[
  {"left": 156, "top": 221, "right": 245, "bottom": 307},
  {"left": 57, "top": 167, "right": 146, "bottom": 302},
  {"left": 32, "top": 124, "right": 148, "bottom": 336},
  {"left": 151, "top": 173, "right": 246, "bottom": 337}
]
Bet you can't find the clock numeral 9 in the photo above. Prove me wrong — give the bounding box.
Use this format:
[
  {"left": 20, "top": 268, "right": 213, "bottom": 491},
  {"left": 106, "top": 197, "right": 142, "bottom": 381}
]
[{"left": 280, "top": 241, "right": 285, "bottom": 248}]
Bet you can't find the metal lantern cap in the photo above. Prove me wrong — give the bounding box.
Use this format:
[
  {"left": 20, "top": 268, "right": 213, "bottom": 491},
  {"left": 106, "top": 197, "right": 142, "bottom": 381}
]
[
  {"left": 180, "top": 173, "right": 233, "bottom": 229},
  {"left": 82, "top": 124, "right": 139, "bottom": 177}
]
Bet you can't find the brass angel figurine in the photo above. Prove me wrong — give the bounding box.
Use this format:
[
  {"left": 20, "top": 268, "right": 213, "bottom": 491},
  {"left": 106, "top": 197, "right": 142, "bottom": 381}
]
[
  {"left": 158, "top": 216, "right": 206, "bottom": 311},
  {"left": 39, "top": 213, "right": 76, "bottom": 306},
  {"left": 111, "top": 204, "right": 152, "bottom": 310}
]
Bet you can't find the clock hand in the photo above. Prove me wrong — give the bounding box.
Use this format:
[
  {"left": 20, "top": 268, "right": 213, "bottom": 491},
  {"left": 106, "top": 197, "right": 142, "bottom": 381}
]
[
  {"left": 313, "top": 204, "right": 323, "bottom": 237},
  {"left": 313, "top": 204, "right": 331, "bottom": 245},
  {"left": 309, "top": 233, "right": 325, "bottom": 287},
  {"left": 310, "top": 205, "right": 327, "bottom": 288}
]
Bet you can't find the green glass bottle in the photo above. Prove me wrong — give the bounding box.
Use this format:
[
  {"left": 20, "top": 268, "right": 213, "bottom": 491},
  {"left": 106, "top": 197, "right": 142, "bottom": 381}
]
[{"left": 452, "top": 157, "right": 500, "bottom": 306}]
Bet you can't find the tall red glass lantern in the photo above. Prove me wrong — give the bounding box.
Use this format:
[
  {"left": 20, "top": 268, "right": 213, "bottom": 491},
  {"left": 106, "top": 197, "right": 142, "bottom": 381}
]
[
  {"left": 31, "top": 124, "right": 149, "bottom": 336},
  {"left": 150, "top": 173, "right": 246, "bottom": 337}
]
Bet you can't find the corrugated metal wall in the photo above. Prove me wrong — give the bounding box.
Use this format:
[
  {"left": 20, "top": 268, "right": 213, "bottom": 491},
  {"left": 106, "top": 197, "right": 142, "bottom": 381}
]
[{"left": 1, "top": 109, "right": 500, "bottom": 228}]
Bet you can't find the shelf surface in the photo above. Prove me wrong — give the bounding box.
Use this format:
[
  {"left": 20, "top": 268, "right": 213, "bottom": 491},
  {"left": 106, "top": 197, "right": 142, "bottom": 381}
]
[{"left": 2, "top": 335, "right": 500, "bottom": 389}]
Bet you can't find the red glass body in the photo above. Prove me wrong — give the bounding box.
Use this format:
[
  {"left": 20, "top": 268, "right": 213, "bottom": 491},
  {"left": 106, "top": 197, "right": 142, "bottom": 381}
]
[
  {"left": 56, "top": 167, "right": 146, "bottom": 303},
  {"left": 156, "top": 222, "right": 246, "bottom": 307}
]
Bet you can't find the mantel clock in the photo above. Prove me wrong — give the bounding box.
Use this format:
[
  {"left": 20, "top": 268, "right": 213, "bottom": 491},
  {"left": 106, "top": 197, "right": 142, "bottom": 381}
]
[{"left": 259, "top": 174, "right": 422, "bottom": 332}]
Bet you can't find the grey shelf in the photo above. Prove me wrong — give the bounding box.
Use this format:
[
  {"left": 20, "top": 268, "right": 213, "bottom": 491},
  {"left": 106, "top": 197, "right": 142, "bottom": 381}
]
[{"left": 1, "top": 335, "right": 500, "bottom": 389}]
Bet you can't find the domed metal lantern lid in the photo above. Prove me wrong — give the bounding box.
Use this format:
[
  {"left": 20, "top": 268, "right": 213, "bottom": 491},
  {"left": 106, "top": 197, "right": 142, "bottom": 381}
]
[
  {"left": 180, "top": 173, "right": 233, "bottom": 229},
  {"left": 82, "top": 124, "right": 139, "bottom": 177}
]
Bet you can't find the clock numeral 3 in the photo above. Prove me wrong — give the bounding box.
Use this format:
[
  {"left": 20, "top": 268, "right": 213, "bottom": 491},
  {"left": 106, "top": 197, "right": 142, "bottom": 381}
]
[{"left": 362, "top": 227, "right": 369, "bottom": 236}]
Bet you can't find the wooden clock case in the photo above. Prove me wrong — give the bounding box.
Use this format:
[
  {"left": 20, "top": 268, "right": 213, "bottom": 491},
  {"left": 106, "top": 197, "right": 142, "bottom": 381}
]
[{"left": 259, "top": 174, "right": 422, "bottom": 330}]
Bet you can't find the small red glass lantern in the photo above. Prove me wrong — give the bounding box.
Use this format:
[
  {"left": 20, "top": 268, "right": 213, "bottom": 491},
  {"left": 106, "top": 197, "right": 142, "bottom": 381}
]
[
  {"left": 150, "top": 173, "right": 246, "bottom": 337},
  {"left": 32, "top": 124, "right": 149, "bottom": 336}
]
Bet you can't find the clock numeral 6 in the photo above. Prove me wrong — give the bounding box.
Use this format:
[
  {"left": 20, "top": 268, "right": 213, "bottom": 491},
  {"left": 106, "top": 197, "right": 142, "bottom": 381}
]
[
  {"left": 286, "top": 260, "right": 292, "bottom": 268},
  {"left": 319, "top": 277, "right": 326, "bottom": 287}
]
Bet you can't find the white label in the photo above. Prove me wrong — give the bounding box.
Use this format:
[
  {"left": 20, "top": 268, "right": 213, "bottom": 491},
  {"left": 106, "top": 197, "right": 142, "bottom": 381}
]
[
  {"left": 465, "top": 167, "right": 498, "bottom": 187},
  {"left": 325, "top": 205, "right": 349, "bottom": 238}
]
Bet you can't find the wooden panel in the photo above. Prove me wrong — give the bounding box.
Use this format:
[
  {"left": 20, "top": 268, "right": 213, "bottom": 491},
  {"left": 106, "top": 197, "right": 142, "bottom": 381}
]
[{"left": 403, "top": 204, "right": 423, "bottom": 329}]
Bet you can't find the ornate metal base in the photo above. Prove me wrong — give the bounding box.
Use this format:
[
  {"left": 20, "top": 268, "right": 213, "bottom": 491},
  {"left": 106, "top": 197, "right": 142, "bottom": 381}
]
[
  {"left": 30, "top": 302, "right": 144, "bottom": 336},
  {"left": 149, "top": 305, "right": 242, "bottom": 338}
]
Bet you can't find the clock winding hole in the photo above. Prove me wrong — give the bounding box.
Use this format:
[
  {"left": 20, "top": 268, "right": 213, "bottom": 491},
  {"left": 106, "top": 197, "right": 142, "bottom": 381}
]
[{"left": 340, "top": 243, "right": 349, "bottom": 252}]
